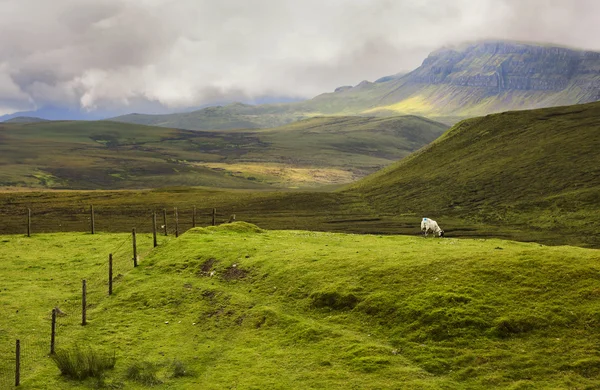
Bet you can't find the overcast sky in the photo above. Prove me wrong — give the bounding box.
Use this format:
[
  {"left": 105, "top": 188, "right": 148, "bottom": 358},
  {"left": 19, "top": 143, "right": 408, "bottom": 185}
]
[{"left": 0, "top": 0, "right": 599, "bottom": 117}]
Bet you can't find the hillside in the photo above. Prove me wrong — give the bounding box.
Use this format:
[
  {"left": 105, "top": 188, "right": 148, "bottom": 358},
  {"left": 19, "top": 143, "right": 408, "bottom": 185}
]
[
  {"left": 3, "top": 116, "right": 49, "bottom": 123},
  {"left": 111, "top": 40, "right": 600, "bottom": 130},
  {"left": 3, "top": 226, "right": 600, "bottom": 388},
  {"left": 349, "top": 101, "right": 600, "bottom": 247},
  {"left": 0, "top": 115, "right": 446, "bottom": 189}
]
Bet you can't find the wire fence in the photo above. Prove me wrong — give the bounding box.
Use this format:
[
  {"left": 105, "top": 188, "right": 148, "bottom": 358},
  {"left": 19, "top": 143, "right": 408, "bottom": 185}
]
[
  {"left": 0, "top": 204, "right": 237, "bottom": 236},
  {"left": 0, "top": 207, "right": 186, "bottom": 388},
  {"left": 0, "top": 202, "right": 377, "bottom": 387}
]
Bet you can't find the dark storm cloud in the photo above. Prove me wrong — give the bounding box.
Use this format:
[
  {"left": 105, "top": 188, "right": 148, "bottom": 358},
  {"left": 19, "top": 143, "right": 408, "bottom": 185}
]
[{"left": 0, "top": 0, "right": 598, "bottom": 116}]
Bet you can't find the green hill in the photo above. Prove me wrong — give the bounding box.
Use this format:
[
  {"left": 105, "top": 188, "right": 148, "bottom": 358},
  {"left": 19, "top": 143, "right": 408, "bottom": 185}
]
[
  {"left": 111, "top": 40, "right": 600, "bottom": 129},
  {"left": 0, "top": 115, "right": 446, "bottom": 189},
  {"left": 2, "top": 116, "right": 49, "bottom": 124},
  {"left": 2, "top": 226, "right": 600, "bottom": 388},
  {"left": 349, "top": 101, "right": 600, "bottom": 247}
]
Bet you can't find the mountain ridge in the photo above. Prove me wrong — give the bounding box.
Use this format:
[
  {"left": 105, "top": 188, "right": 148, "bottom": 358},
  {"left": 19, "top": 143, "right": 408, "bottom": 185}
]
[{"left": 110, "top": 40, "right": 600, "bottom": 130}]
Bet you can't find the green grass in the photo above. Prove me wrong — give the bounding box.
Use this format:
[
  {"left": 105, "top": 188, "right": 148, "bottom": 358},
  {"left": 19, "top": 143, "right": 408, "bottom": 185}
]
[
  {"left": 2, "top": 225, "right": 600, "bottom": 388},
  {"left": 349, "top": 101, "right": 600, "bottom": 248},
  {"left": 0, "top": 116, "right": 446, "bottom": 189}
]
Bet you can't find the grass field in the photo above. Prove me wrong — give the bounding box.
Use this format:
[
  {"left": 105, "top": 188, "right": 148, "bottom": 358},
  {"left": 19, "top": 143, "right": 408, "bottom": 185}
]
[
  {"left": 0, "top": 115, "right": 446, "bottom": 189},
  {"left": 0, "top": 187, "right": 585, "bottom": 249},
  {"left": 2, "top": 224, "right": 600, "bottom": 389}
]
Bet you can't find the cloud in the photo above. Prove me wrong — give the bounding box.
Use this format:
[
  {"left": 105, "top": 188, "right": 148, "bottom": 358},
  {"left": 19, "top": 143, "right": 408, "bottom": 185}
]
[{"left": 0, "top": 0, "right": 598, "bottom": 116}]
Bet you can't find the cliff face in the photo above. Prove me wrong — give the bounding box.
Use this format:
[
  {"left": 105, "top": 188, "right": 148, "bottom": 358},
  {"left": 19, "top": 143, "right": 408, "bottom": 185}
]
[{"left": 406, "top": 41, "right": 599, "bottom": 93}]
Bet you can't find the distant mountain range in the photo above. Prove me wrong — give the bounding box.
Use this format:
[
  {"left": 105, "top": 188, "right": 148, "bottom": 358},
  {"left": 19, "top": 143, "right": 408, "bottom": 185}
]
[{"left": 111, "top": 40, "right": 600, "bottom": 130}]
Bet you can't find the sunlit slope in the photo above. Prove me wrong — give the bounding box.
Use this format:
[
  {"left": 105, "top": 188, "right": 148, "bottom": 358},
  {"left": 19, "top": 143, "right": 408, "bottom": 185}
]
[
  {"left": 5, "top": 225, "right": 600, "bottom": 389},
  {"left": 0, "top": 116, "right": 446, "bottom": 189},
  {"left": 349, "top": 101, "right": 600, "bottom": 246}
]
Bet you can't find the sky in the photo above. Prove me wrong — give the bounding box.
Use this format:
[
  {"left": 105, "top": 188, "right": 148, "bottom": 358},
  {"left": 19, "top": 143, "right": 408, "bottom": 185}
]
[{"left": 0, "top": 0, "right": 599, "bottom": 119}]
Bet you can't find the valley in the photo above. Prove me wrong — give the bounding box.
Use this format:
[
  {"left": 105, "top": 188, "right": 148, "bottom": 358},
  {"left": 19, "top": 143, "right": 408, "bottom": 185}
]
[{"left": 0, "top": 116, "right": 446, "bottom": 189}]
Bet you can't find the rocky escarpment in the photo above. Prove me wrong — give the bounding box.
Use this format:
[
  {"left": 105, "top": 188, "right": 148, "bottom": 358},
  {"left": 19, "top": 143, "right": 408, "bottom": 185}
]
[{"left": 405, "top": 41, "right": 600, "bottom": 93}]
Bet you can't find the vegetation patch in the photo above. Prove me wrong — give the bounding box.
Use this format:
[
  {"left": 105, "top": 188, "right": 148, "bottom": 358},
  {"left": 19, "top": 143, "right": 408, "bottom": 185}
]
[
  {"left": 492, "top": 315, "right": 549, "bottom": 338},
  {"left": 50, "top": 346, "right": 116, "bottom": 380},
  {"left": 125, "top": 361, "right": 162, "bottom": 386},
  {"left": 310, "top": 290, "right": 360, "bottom": 310}
]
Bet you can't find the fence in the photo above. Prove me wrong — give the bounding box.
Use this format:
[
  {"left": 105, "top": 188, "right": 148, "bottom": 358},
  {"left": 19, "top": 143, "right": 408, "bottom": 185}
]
[{"left": 0, "top": 205, "right": 219, "bottom": 387}]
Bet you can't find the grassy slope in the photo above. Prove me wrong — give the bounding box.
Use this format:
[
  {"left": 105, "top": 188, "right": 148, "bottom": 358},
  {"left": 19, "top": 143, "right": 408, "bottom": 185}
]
[
  {"left": 349, "top": 102, "right": 600, "bottom": 247},
  {"left": 2, "top": 226, "right": 600, "bottom": 389},
  {"left": 0, "top": 116, "right": 446, "bottom": 189}
]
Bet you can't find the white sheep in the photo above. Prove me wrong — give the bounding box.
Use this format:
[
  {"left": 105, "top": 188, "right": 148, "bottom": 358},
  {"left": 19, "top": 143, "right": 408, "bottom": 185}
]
[{"left": 421, "top": 218, "right": 444, "bottom": 237}]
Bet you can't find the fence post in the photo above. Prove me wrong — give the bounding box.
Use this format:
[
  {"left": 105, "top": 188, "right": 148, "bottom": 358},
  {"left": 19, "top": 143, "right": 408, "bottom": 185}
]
[
  {"left": 15, "top": 339, "right": 20, "bottom": 387},
  {"left": 51, "top": 308, "right": 56, "bottom": 354},
  {"left": 132, "top": 228, "right": 138, "bottom": 267},
  {"left": 212, "top": 208, "right": 216, "bottom": 226},
  {"left": 163, "top": 209, "right": 168, "bottom": 236},
  {"left": 90, "top": 204, "right": 95, "bottom": 234},
  {"left": 82, "top": 280, "right": 87, "bottom": 326},
  {"left": 192, "top": 206, "right": 196, "bottom": 228},
  {"left": 108, "top": 254, "right": 113, "bottom": 296},
  {"left": 175, "top": 207, "right": 179, "bottom": 238},
  {"left": 152, "top": 212, "right": 157, "bottom": 248},
  {"left": 27, "top": 208, "right": 31, "bottom": 237}
]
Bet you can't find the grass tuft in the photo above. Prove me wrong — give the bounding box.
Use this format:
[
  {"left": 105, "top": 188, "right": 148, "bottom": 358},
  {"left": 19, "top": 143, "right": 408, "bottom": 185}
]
[
  {"left": 125, "top": 361, "right": 162, "bottom": 386},
  {"left": 170, "top": 359, "right": 193, "bottom": 378},
  {"left": 50, "top": 346, "right": 116, "bottom": 380}
]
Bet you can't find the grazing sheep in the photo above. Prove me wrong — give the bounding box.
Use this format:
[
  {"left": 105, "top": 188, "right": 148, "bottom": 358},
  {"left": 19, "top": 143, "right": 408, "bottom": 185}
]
[{"left": 421, "top": 218, "right": 444, "bottom": 237}]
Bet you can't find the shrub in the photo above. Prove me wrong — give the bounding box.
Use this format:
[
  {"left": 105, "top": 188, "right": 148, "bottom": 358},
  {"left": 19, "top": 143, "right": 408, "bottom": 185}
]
[
  {"left": 125, "top": 361, "right": 162, "bottom": 386},
  {"left": 51, "top": 346, "right": 116, "bottom": 380}
]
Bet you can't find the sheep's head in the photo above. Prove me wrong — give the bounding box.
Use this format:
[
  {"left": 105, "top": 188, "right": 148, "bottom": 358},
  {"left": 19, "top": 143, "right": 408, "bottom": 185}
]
[{"left": 439, "top": 230, "right": 444, "bottom": 237}]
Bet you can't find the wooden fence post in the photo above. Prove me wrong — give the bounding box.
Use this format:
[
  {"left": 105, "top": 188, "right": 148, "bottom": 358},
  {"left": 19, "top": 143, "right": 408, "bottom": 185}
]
[
  {"left": 163, "top": 209, "right": 168, "bottom": 236},
  {"left": 15, "top": 339, "right": 20, "bottom": 387},
  {"left": 82, "top": 280, "right": 87, "bottom": 326},
  {"left": 212, "top": 208, "right": 216, "bottom": 226},
  {"left": 90, "top": 205, "right": 95, "bottom": 234},
  {"left": 192, "top": 206, "right": 196, "bottom": 228},
  {"left": 51, "top": 308, "right": 56, "bottom": 354},
  {"left": 132, "top": 228, "right": 137, "bottom": 267},
  {"left": 108, "top": 254, "right": 113, "bottom": 296},
  {"left": 152, "top": 212, "right": 157, "bottom": 248},
  {"left": 175, "top": 207, "right": 179, "bottom": 238},
  {"left": 27, "top": 208, "right": 31, "bottom": 237}
]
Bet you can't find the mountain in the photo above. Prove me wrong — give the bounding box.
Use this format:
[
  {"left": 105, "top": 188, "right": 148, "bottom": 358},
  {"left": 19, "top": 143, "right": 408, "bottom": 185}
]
[
  {"left": 347, "top": 101, "right": 600, "bottom": 247},
  {"left": 110, "top": 102, "right": 305, "bottom": 130},
  {"left": 2, "top": 116, "right": 49, "bottom": 123},
  {"left": 111, "top": 40, "right": 600, "bottom": 130},
  {"left": 0, "top": 115, "right": 446, "bottom": 189},
  {"left": 361, "top": 40, "right": 600, "bottom": 120}
]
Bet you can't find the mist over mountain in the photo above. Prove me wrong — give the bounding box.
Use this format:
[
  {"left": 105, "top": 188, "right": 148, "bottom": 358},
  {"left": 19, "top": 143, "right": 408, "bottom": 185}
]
[{"left": 112, "top": 40, "right": 600, "bottom": 129}]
